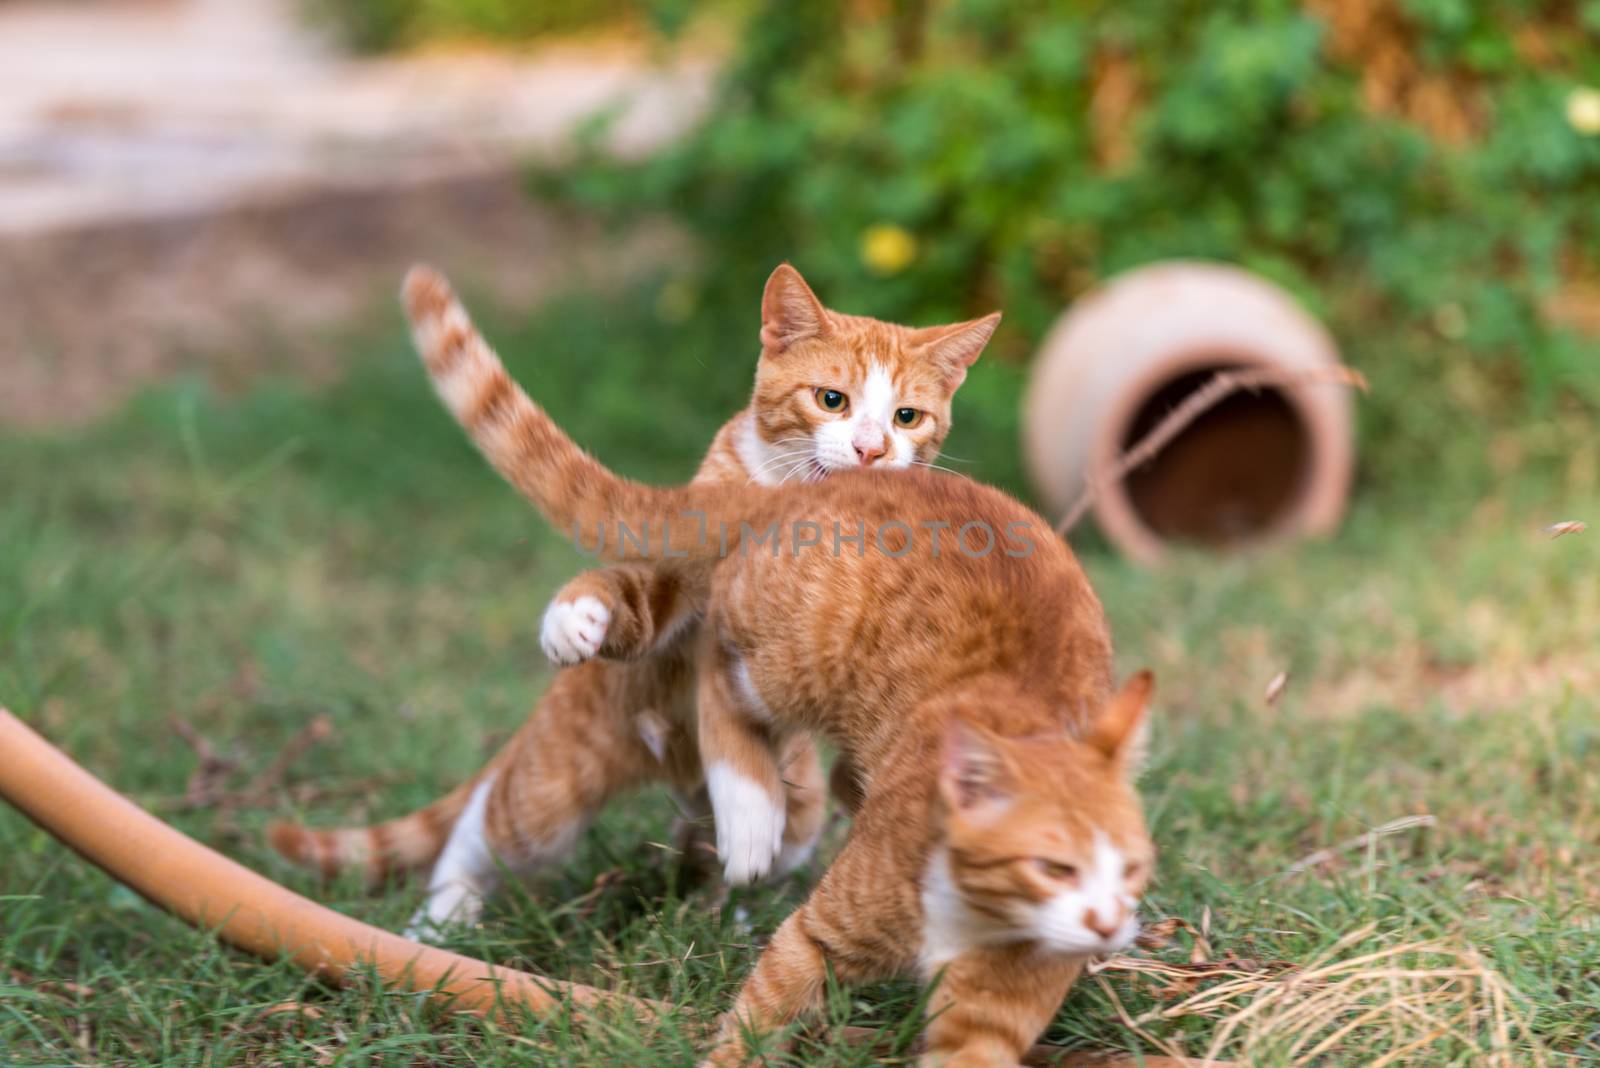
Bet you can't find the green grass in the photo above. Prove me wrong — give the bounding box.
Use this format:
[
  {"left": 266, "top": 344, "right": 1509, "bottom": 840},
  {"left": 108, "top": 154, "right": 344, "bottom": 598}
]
[{"left": 1, "top": 281, "right": 1596, "bottom": 1064}]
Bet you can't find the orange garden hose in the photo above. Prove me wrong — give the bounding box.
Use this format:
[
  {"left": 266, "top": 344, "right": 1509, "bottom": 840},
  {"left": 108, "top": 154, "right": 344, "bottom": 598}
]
[
  {"left": 0, "top": 707, "right": 652, "bottom": 1023},
  {"left": 0, "top": 707, "right": 1200, "bottom": 1066}
]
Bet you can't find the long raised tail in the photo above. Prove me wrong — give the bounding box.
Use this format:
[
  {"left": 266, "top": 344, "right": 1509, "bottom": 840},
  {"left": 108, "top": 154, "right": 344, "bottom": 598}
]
[
  {"left": 266, "top": 765, "right": 493, "bottom": 886},
  {"left": 402, "top": 266, "right": 748, "bottom": 560}
]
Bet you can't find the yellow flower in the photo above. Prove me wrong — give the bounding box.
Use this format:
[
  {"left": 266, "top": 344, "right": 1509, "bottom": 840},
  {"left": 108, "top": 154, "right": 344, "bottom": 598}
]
[
  {"left": 1567, "top": 87, "right": 1600, "bottom": 136},
  {"left": 860, "top": 224, "right": 918, "bottom": 276}
]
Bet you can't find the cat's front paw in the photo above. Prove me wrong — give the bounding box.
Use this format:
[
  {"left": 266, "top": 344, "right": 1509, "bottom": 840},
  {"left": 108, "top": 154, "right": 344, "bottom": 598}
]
[
  {"left": 707, "top": 764, "right": 786, "bottom": 885},
  {"left": 540, "top": 595, "right": 611, "bottom": 665}
]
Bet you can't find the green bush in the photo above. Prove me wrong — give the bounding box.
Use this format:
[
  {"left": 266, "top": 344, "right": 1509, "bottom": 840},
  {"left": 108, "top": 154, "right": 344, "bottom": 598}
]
[{"left": 544, "top": 0, "right": 1600, "bottom": 502}]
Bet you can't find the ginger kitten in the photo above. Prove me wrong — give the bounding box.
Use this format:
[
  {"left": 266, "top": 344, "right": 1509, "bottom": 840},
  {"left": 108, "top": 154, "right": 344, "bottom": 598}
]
[
  {"left": 400, "top": 266, "right": 1154, "bottom": 1066},
  {"left": 268, "top": 264, "right": 998, "bottom": 935}
]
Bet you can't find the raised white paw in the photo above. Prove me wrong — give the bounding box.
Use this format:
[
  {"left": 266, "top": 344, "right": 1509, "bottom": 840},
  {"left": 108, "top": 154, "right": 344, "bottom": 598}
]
[
  {"left": 540, "top": 594, "right": 611, "bottom": 665},
  {"left": 707, "top": 763, "right": 786, "bottom": 885}
]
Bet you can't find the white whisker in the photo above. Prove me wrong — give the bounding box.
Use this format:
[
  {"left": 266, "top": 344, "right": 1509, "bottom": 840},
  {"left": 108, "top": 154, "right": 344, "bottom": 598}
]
[
  {"left": 745, "top": 447, "right": 816, "bottom": 484},
  {"left": 776, "top": 457, "right": 819, "bottom": 485},
  {"left": 746, "top": 448, "right": 810, "bottom": 476},
  {"left": 747, "top": 462, "right": 812, "bottom": 488}
]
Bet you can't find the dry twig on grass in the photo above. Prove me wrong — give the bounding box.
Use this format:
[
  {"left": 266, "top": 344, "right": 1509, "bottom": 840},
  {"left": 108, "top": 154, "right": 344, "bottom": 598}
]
[
  {"left": 170, "top": 716, "right": 239, "bottom": 808},
  {"left": 242, "top": 715, "right": 333, "bottom": 802},
  {"left": 1281, "top": 814, "right": 1436, "bottom": 877},
  {"left": 1056, "top": 366, "right": 1369, "bottom": 537},
  {"left": 168, "top": 715, "right": 334, "bottom": 813}
]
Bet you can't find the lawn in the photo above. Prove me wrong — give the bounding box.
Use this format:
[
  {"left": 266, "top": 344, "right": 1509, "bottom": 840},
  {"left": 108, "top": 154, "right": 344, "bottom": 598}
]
[{"left": 1, "top": 278, "right": 1595, "bottom": 1065}]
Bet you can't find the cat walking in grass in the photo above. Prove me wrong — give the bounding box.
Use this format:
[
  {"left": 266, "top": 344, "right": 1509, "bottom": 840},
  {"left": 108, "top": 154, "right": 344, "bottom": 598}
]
[
  {"left": 400, "top": 265, "right": 1155, "bottom": 1067},
  {"left": 269, "top": 263, "right": 1000, "bottom": 935}
]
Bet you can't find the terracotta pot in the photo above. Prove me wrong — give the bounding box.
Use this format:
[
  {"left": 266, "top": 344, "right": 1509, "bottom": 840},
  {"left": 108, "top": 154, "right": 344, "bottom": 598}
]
[{"left": 1023, "top": 262, "right": 1355, "bottom": 564}]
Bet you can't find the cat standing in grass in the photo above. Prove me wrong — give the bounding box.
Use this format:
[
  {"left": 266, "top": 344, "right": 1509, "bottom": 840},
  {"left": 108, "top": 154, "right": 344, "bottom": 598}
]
[
  {"left": 269, "top": 264, "right": 1000, "bottom": 934},
  {"left": 401, "top": 265, "right": 1155, "bottom": 1066}
]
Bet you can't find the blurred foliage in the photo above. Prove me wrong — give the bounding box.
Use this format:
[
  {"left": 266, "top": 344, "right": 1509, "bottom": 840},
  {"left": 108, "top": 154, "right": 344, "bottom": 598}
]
[
  {"left": 310, "top": 0, "right": 699, "bottom": 52},
  {"left": 543, "top": 0, "right": 1600, "bottom": 501}
]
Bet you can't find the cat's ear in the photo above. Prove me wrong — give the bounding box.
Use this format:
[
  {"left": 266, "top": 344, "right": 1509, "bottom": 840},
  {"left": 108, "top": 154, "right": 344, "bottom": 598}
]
[
  {"left": 761, "top": 264, "right": 830, "bottom": 352},
  {"left": 1085, "top": 670, "right": 1154, "bottom": 775},
  {"left": 912, "top": 312, "right": 1001, "bottom": 388},
  {"left": 940, "top": 718, "right": 1016, "bottom": 820}
]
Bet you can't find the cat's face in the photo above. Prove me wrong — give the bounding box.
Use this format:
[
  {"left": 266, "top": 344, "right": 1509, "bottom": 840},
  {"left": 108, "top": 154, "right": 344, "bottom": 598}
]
[
  {"left": 928, "top": 675, "right": 1155, "bottom": 961},
  {"left": 742, "top": 265, "right": 998, "bottom": 485}
]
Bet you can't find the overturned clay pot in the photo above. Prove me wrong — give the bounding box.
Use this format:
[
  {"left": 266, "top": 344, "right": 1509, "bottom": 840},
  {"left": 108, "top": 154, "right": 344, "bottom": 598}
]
[{"left": 1023, "top": 262, "right": 1356, "bottom": 564}]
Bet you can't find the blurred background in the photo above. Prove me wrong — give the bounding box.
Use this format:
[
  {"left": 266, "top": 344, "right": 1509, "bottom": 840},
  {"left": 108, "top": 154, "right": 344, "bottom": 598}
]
[
  {"left": 4, "top": 0, "right": 1597, "bottom": 501},
  {"left": 2, "top": 1, "right": 1598, "bottom": 1062}
]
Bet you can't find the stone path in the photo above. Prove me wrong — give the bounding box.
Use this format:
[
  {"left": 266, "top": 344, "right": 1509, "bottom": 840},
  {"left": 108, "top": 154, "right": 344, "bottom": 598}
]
[
  {"left": 0, "top": 0, "right": 710, "bottom": 425},
  {"left": 0, "top": 0, "right": 710, "bottom": 233}
]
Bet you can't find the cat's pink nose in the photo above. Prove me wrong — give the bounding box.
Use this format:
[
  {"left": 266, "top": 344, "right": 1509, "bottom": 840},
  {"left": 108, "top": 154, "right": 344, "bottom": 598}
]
[
  {"left": 854, "top": 439, "right": 886, "bottom": 465},
  {"left": 1084, "top": 906, "right": 1122, "bottom": 940}
]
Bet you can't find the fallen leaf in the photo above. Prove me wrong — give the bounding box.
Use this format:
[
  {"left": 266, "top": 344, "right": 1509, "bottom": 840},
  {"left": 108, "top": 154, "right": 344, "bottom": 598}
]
[
  {"left": 1134, "top": 916, "right": 1187, "bottom": 950},
  {"left": 9, "top": 967, "right": 90, "bottom": 1000},
  {"left": 1264, "top": 670, "right": 1289, "bottom": 706}
]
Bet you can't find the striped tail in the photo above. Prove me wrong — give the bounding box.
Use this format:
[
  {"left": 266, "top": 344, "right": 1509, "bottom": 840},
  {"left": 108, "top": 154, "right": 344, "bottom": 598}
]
[
  {"left": 401, "top": 265, "right": 751, "bottom": 561},
  {"left": 266, "top": 770, "right": 487, "bottom": 886}
]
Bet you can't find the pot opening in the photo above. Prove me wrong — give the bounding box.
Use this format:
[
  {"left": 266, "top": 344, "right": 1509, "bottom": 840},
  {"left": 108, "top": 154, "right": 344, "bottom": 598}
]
[{"left": 1118, "top": 365, "right": 1311, "bottom": 547}]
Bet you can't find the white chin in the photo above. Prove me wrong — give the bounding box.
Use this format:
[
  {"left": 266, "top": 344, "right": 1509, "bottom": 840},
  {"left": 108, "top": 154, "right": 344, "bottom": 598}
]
[
  {"left": 816, "top": 457, "right": 906, "bottom": 475},
  {"left": 1044, "top": 931, "right": 1121, "bottom": 956}
]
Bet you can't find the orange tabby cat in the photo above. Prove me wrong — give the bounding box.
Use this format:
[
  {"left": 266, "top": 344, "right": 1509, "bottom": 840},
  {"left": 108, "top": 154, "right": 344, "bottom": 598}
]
[
  {"left": 400, "top": 266, "right": 1154, "bottom": 1066},
  {"left": 269, "top": 263, "right": 998, "bottom": 935}
]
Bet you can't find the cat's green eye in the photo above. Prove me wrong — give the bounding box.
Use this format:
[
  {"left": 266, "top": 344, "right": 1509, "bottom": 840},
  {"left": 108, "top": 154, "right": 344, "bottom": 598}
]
[
  {"left": 1034, "top": 859, "right": 1078, "bottom": 882},
  {"left": 894, "top": 407, "right": 924, "bottom": 428},
  {"left": 815, "top": 388, "right": 848, "bottom": 413}
]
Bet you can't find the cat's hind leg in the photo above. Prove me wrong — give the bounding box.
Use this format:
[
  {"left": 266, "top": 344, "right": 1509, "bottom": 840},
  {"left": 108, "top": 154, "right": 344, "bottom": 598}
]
[
  {"left": 407, "top": 661, "right": 663, "bottom": 940},
  {"left": 405, "top": 774, "right": 499, "bottom": 937},
  {"left": 773, "top": 732, "right": 827, "bottom": 878},
  {"left": 698, "top": 643, "right": 787, "bottom": 885}
]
